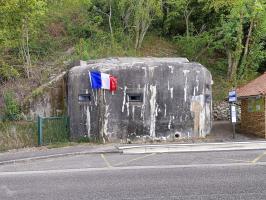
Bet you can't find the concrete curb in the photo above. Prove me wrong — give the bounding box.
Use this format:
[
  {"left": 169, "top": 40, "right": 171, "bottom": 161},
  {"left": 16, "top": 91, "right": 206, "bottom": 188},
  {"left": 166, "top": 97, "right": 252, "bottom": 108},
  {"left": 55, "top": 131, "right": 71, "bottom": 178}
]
[
  {"left": 0, "top": 149, "right": 121, "bottom": 166},
  {"left": 118, "top": 141, "right": 266, "bottom": 154}
]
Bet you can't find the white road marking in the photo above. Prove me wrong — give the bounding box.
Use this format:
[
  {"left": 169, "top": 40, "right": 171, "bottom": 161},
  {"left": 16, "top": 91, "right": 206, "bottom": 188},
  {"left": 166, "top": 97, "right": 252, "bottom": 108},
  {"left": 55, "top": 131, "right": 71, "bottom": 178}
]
[
  {"left": 101, "top": 154, "right": 112, "bottom": 168},
  {"left": 252, "top": 152, "right": 266, "bottom": 163},
  {"left": 114, "top": 153, "right": 156, "bottom": 166},
  {"left": 0, "top": 162, "right": 265, "bottom": 176}
]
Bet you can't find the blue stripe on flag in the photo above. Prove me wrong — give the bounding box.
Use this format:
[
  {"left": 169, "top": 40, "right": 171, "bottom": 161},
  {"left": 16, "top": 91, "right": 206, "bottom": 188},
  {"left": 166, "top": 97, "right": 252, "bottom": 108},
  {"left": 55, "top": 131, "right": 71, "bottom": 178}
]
[{"left": 90, "top": 71, "right": 102, "bottom": 89}]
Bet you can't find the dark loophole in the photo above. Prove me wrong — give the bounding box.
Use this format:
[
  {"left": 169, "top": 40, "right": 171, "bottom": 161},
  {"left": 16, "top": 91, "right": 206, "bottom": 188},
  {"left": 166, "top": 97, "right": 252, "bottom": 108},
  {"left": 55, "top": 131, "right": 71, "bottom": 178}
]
[
  {"left": 127, "top": 93, "right": 143, "bottom": 102},
  {"left": 78, "top": 94, "right": 91, "bottom": 102},
  {"left": 175, "top": 133, "right": 180, "bottom": 138}
]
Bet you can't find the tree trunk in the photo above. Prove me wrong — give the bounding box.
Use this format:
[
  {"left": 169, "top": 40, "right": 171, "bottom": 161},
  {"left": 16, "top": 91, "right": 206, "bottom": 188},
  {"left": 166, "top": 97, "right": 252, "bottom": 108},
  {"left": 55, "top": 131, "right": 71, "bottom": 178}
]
[
  {"left": 231, "top": 58, "right": 238, "bottom": 82},
  {"left": 184, "top": 2, "right": 193, "bottom": 38},
  {"left": 21, "top": 22, "right": 31, "bottom": 79},
  {"left": 240, "top": 18, "right": 255, "bottom": 76},
  {"left": 25, "top": 25, "right": 31, "bottom": 72},
  {"left": 227, "top": 49, "right": 233, "bottom": 79},
  {"left": 135, "top": 22, "right": 140, "bottom": 49},
  {"left": 243, "top": 18, "right": 254, "bottom": 60},
  {"left": 108, "top": 0, "right": 113, "bottom": 43},
  {"left": 137, "top": 20, "right": 150, "bottom": 49},
  {"left": 123, "top": 7, "right": 132, "bottom": 31},
  {"left": 227, "top": 11, "right": 243, "bottom": 82}
]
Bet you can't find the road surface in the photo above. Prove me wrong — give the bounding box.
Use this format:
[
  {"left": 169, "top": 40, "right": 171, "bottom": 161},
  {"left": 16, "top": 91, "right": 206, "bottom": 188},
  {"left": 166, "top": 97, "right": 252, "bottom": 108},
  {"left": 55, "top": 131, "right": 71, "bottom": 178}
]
[{"left": 1, "top": 149, "right": 266, "bottom": 200}]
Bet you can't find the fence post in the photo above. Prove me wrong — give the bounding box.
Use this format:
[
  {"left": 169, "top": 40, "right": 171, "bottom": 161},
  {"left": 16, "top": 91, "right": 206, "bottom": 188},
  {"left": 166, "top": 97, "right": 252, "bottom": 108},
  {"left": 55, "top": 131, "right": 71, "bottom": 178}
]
[{"left": 38, "top": 116, "right": 43, "bottom": 146}]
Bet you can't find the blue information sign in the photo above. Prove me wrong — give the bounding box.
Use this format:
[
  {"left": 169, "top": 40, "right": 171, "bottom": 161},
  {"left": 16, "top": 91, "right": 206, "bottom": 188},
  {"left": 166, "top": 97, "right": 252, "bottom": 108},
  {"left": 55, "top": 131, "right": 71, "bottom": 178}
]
[{"left": 228, "top": 90, "right": 237, "bottom": 102}]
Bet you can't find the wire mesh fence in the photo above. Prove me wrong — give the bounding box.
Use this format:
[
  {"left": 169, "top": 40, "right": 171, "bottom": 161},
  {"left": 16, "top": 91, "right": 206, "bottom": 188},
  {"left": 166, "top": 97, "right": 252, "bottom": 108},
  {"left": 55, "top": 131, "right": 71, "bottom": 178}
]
[{"left": 38, "top": 116, "right": 70, "bottom": 145}]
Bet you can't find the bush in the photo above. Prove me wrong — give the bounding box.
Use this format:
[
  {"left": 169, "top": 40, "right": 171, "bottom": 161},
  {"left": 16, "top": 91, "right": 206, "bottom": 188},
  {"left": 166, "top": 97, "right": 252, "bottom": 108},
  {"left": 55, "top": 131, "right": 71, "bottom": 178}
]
[
  {"left": 3, "top": 91, "right": 21, "bottom": 121},
  {"left": 0, "top": 121, "right": 37, "bottom": 152},
  {"left": 174, "top": 33, "right": 214, "bottom": 61},
  {"left": 74, "top": 30, "right": 135, "bottom": 60},
  {"left": 0, "top": 61, "right": 20, "bottom": 82}
]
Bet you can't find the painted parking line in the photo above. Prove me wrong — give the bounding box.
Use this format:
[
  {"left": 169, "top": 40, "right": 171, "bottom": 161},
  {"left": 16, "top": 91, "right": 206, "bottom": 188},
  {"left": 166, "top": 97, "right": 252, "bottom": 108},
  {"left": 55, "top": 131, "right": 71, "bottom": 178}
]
[
  {"left": 217, "top": 157, "right": 251, "bottom": 163},
  {"left": 100, "top": 154, "right": 112, "bottom": 168},
  {"left": 252, "top": 152, "right": 266, "bottom": 163},
  {"left": 114, "top": 153, "right": 156, "bottom": 167}
]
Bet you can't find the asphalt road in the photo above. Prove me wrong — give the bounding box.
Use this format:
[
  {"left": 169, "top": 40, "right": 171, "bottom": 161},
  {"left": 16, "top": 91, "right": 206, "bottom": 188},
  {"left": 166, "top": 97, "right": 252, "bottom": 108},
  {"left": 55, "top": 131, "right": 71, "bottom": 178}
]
[{"left": 1, "top": 150, "right": 266, "bottom": 200}]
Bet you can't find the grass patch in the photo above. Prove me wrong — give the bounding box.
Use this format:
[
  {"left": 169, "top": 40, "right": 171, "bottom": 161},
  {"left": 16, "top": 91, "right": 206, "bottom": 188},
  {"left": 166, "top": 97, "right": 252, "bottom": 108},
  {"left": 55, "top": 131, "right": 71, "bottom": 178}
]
[{"left": 0, "top": 121, "right": 37, "bottom": 152}]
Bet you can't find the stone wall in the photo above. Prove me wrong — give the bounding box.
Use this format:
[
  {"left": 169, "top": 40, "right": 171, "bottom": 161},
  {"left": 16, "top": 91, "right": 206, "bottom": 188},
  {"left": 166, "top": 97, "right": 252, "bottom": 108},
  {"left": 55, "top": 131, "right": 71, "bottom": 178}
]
[
  {"left": 213, "top": 101, "right": 241, "bottom": 121},
  {"left": 240, "top": 97, "right": 265, "bottom": 138},
  {"left": 213, "top": 101, "right": 230, "bottom": 120}
]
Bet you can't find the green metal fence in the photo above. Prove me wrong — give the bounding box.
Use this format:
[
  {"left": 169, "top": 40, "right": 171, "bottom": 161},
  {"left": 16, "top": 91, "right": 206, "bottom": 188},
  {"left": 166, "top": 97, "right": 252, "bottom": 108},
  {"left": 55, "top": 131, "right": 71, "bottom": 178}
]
[{"left": 37, "top": 116, "right": 69, "bottom": 146}]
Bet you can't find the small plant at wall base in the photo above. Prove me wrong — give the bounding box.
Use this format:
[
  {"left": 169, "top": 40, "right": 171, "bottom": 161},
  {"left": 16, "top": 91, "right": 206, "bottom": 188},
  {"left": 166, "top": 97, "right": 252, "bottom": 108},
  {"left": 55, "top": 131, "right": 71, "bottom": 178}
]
[{"left": 3, "top": 91, "right": 21, "bottom": 121}]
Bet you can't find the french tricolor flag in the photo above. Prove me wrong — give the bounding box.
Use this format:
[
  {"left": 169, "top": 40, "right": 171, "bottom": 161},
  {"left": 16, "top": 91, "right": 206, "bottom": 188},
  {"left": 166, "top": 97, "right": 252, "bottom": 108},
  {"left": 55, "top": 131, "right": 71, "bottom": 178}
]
[{"left": 89, "top": 71, "right": 117, "bottom": 92}]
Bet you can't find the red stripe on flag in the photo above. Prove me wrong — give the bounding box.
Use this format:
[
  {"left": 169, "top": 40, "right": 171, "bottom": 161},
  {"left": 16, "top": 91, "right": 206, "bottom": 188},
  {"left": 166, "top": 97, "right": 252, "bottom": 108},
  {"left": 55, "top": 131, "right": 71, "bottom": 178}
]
[{"left": 110, "top": 75, "right": 117, "bottom": 92}]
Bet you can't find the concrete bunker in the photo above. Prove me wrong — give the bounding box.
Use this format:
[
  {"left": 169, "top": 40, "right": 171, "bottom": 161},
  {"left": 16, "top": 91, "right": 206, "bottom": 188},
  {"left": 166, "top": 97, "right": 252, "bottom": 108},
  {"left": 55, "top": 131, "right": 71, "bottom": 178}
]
[{"left": 68, "top": 57, "right": 212, "bottom": 142}]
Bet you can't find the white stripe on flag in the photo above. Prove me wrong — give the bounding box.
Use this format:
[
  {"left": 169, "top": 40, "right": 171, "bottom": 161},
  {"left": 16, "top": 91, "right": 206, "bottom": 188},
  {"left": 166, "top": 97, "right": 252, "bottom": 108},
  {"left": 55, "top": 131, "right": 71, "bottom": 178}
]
[
  {"left": 88, "top": 71, "right": 92, "bottom": 88},
  {"left": 101, "top": 73, "right": 110, "bottom": 90}
]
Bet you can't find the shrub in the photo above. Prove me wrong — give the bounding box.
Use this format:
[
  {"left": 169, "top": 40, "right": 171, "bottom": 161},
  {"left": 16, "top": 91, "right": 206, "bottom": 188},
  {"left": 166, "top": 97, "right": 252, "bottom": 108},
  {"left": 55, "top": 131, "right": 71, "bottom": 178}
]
[
  {"left": 0, "top": 61, "right": 20, "bottom": 83},
  {"left": 3, "top": 91, "right": 21, "bottom": 121},
  {"left": 0, "top": 121, "right": 37, "bottom": 152},
  {"left": 174, "top": 33, "right": 214, "bottom": 62}
]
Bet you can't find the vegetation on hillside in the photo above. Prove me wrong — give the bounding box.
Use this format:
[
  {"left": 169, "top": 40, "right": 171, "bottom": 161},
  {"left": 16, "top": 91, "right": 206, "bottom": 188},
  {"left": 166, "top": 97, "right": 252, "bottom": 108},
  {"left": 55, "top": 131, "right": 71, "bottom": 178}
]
[{"left": 0, "top": 0, "right": 266, "bottom": 106}]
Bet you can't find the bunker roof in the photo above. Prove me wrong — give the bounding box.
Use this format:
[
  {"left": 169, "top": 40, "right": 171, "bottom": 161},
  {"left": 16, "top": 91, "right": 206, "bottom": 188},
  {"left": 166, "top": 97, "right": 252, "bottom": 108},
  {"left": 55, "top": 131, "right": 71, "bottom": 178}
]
[{"left": 69, "top": 57, "right": 207, "bottom": 74}]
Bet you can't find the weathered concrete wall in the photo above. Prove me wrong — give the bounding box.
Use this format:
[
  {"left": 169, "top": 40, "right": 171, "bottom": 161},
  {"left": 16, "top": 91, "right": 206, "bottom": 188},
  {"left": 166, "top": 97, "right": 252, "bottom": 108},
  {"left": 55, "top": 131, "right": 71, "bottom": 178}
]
[
  {"left": 68, "top": 57, "right": 213, "bottom": 142},
  {"left": 23, "top": 72, "right": 67, "bottom": 119}
]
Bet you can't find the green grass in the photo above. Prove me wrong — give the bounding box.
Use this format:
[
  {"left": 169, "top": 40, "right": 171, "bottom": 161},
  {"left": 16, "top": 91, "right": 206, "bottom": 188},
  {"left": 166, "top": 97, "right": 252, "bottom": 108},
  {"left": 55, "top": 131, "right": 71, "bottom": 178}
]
[{"left": 0, "top": 121, "right": 37, "bottom": 152}]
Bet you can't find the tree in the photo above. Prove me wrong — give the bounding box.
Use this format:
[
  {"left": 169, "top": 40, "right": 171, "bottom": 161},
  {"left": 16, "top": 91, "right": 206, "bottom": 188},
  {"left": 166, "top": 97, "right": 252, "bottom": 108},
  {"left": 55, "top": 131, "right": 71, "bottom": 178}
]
[
  {"left": 118, "top": 0, "right": 163, "bottom": 49},
  {"left": 205, "top": 0, "right": 266, "bottom": 82},
  {"left": 93, "top": 0, "right": 114, "bottom": 43},
  {"left": 0, "top": 0, "right": 47, "bottom": 78}
]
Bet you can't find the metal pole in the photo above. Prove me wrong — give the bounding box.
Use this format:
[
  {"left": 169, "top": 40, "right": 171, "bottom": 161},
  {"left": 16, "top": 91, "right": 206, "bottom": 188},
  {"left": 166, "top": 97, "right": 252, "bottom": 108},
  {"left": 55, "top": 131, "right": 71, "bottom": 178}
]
[
  {"left": 232, "top": 122, "right": 236, "bottom": 139},
  {"left": 230, "top": 103, "right": 236, "bottom": 139},
  {"left": 37, "top": 116, "right": 43, "bottom": 146}
]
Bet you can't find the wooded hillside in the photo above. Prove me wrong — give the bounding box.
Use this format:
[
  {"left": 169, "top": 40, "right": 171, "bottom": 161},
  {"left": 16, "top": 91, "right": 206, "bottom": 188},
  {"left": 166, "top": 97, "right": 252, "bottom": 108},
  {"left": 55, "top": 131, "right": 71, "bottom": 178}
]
[{"left": 0, "top": 0, "right": 266, "bottom": 115}]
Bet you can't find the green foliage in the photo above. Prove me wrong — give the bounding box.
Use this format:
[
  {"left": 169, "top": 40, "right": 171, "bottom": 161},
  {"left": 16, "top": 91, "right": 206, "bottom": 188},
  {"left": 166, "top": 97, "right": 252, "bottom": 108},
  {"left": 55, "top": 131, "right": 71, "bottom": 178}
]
[
  {"left": 3, "top": 91, "right": 21, "bottom": 121},
  {"left": 31, "top": 87, "right": 45, "bottom": 98},
  {"left": 74, "top": 30, "right": 135, "bottom": 60},
  {"left": 42, "top": 117, "right": 69, "bottom": 145},
  {"left": 118, "top": 0, "right": 163, "bottom": 49},
  {"left": 0, "top": 0, "right": 265, "bottom": 103},
  {"left": 0, "top": 121, "right": 37, "bottom": 151},
  {"left": 203, "top": 0, "right": 266, "bottom": 82},
  {"left": 0, "top": 0, "right": 48, "bottom": 77},
  {"left": 0, "top": 61, "right": 20, "bottom": 82},
  {"left": 174, "top": 32, "right": 214, "bottom": 61},
  {"left": 77, "top": 136, "right": 91, "bottom": 143}
]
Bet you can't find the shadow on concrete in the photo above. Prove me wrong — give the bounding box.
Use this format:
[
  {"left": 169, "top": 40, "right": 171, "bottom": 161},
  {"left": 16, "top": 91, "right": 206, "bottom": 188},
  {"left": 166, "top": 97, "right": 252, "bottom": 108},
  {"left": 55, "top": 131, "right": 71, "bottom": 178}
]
[{"left": 208, "top": 121, "right": 261, "bottom": 142}]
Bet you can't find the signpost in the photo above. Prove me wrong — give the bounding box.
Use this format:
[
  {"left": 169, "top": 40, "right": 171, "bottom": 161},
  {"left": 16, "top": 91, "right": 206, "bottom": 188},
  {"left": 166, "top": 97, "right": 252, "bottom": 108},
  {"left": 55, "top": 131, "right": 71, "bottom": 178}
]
[
  {"left": 228, "top": 91, "right": 237, "bottom": 103},
  {"left": 228, "top": 90, "right": 237, "bottom": 139}
]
